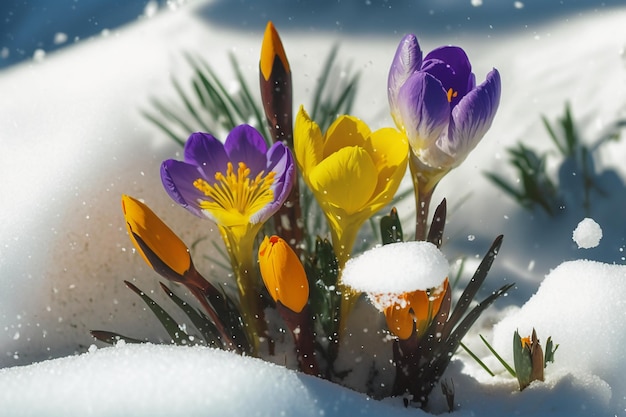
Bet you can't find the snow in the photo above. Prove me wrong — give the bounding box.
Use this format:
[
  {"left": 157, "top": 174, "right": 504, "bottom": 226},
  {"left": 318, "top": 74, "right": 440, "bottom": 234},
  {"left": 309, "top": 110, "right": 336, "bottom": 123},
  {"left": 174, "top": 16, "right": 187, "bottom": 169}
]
[
  {"left": 572, "top": 218, "right": 603, "bottom": 249},
  {"left": 0, "top": 343, "right": 419, "bottom": 417},
  {"left": 492, "top": 260, "right": 626, "bottom": 413},
  {"left": 1, "top": 0, "right": 626, "bottom": 416},
  {"left": 341, "top": 241, "right": 449, "bottom": 295}
]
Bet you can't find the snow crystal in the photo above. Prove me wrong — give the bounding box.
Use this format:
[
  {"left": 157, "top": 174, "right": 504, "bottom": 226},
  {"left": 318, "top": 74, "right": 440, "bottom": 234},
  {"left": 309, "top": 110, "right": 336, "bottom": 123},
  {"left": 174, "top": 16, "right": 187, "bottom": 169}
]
[
  {"left": 53, "top": 32, "right": 68, "bottom": 45},
  {"left": 572, "top": 217, "right": 602, "bottom": 249},
  {"left": 341, "top": 241, "right": 449, "bottom": 294}
]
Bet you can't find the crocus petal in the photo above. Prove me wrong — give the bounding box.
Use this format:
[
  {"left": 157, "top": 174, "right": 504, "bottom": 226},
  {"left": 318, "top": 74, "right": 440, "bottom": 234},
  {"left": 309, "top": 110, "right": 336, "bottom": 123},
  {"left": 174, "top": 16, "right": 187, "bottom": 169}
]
[
  {"left": 258, "top": 235, "right": 309, "bottom": 313},
  {"left": 294, "top": 106, "right": 324, "bottom": 176},
  {"left": 308, "top": 146, "right": 378, "bottom": 215},
  {"left": 121, "top": 195, "right": 191, "bottom": 277},
  {"left": 322, "top": 115, "right": 371, "bottom": 157},
  {"left": 362, "top": 127, "right": 409, "bottom": 212},
  {"left": 396, "top": 71, "right": 450, "bottom": 153},
  {"left": 183, "top": 132, "right": 229, "bottom": 179},
  {"left": 160, "top": 160, "right": 208, "bottom": 219},
  {"left": 384, "top": 294, "right": 416, "bottom": 340},
  {"left": 249, "top": 142, "right": 295, "bottom": 224},
  {"left": 388, "top": 34, "right": 423, "bottom": 128},
  {"left": 423, "top": 46, "right": 472, "bottom": 104},
  {"left": 442, "top": 68, "right": 501, "bottom": 168},
  {"left": 223, "top": 124, "right": 268, "bottom": 176}
]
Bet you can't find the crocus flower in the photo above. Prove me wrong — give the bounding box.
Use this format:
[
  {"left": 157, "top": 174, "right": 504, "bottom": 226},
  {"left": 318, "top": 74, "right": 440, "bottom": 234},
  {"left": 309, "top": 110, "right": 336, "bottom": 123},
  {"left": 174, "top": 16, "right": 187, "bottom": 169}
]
[
  {"left": 259, "top": 21, "right": 305, "bottom": 256},
  {"left": 388, "top": 34, "right": 501, "bottom": 240},
  {"left": 258, "top": 235, "right": 309, "bottom": 313},
  {"left": 161, "top": 125, "right": 296, "bottom": 355},
  {"left": 121, "top": 194, "right": 239, "bottom": 351},
  {"left": 258, "top": 235, "right": 319, "bottom": 375},
  {"left": 294, "top": 106, "right": 408, "bottom": 269},
  {"left": 341, "top": 240, "right": 450, "bottom": 340},
  {"left": 383, "top": 279, "right": 449, "bottom": 340},
  {"left": 259, "top": 21, "right": 292, "bottom": 145},
  {"left": 514, "top": 329, "right": 546, "bottom": 390},
  {"left": 122, "top": 194, "right": 190, "bottom": 282},
  {"left": 388, "top": 34, "right": 501, "bottom": 172},
  {"left": 161, "top": 125, "right": 295, "bottom": 234}
]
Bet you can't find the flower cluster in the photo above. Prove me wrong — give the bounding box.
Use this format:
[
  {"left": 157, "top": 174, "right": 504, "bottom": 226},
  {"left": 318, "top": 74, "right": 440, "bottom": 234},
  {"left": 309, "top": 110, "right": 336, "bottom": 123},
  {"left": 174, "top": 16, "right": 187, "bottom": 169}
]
[{"left": 102, "top": 22, "right": 510, "bottom": 408}]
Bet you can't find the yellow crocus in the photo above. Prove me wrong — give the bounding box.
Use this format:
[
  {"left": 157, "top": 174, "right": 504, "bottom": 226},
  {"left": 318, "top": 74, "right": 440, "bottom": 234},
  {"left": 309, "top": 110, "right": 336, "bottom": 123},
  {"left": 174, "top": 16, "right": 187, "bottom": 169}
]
[
  {"left": 258, "top": 235, "right": 309, "bottom": 313},
  {"left": 121, "top": 194, "right": 190, "bottom": 279},
  {"left": 294, "top": 106, "right": 409, "bottom": 269}
]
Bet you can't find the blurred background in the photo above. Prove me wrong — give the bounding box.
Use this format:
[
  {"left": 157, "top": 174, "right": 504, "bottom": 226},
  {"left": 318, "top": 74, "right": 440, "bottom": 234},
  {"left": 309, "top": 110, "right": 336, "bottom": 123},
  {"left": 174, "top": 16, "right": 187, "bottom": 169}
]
[{"left": 2, "top": 0, "right": 624, "bottom": 71}]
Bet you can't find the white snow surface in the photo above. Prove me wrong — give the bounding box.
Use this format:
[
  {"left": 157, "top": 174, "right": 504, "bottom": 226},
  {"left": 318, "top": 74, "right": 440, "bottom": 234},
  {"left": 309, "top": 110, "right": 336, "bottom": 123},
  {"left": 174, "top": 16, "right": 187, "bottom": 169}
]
[
  {"left": 342, "top": 241, "right": 449, "bottom": 295},
  {"left": 572, "top": 217, "right": 603, "bottom": 248},
  {"left": 2, "top": 0, "right": 626, "bottom": 415}
]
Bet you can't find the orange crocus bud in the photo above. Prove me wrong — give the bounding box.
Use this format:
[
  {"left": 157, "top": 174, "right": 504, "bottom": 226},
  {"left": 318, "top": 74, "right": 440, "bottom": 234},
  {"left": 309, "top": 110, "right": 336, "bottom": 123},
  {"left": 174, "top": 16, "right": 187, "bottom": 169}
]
[
  {"left": 383, "top": 278, "right": 449, "bottom": 340},
  {"left": 258, "top": 235, "right": 309, "bottom": 313},
  {"left": 260, "top": 21, "right": 290, "bottom": 82},
  {"left": 122, "top": 195, "right": 190, "bottom": 278}
]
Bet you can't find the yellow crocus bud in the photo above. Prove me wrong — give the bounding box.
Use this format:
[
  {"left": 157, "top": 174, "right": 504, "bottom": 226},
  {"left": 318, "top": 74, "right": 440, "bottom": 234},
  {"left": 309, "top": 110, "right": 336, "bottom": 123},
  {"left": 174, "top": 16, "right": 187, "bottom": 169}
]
[
  {"left": 121, "top": 195, "right": 190, "bottom": 278},
  {"left": 258, "top": 235, "right": 309, "bottom": 313}
]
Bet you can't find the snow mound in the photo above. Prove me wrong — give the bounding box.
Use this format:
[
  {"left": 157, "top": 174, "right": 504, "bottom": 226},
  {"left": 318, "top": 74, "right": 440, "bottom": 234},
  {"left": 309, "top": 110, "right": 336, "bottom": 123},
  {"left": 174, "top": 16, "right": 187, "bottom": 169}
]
[
  {"left": 492, "top": 260, "right": 626, "bottom": 413},
  {"left": 0, "top": 343, "right": 418, "bottom": 417}
]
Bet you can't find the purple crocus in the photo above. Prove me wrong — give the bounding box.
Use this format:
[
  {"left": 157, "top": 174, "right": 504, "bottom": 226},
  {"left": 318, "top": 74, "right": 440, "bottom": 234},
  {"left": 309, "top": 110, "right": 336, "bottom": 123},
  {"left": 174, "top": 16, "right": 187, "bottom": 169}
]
[
  {"left": 388, "top": 34, "right": 501, "bottom": 170},
  {"left": 160, "top": 125, "right": 295, "bottom": 228}
]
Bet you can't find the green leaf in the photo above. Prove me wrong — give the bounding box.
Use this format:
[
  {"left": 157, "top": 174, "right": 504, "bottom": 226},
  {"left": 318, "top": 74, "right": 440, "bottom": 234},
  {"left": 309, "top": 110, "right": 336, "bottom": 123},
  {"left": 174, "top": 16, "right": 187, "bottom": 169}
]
[
  {"left": 124, "top": 280, "right": 192, "bottom": 346},
  {"left": 459, "top": 341, "right": 495, "bottom": 377},
  {"left": 159, "top": 283, "right": 222, "bottom": 347},
  {"left": 513, "top": 330, "right": 533, "bottom": 390},
  {"left": 380, "top": 207, "right": 403, "bottom": 245},
  {"left": 446, "top": 235, "right": 504, "bottom": 332},
  {"left": 480, "top": 334, "right": 516, "bottom": 377},
  {"left": 90, "top": 330, "right": 144, "bottom": 345},
  {"left": 544, "top": 336, "right": 559, "bottom": 366},
  {"left": 426, "top": 198, "right": 446, "bottom": 248}
]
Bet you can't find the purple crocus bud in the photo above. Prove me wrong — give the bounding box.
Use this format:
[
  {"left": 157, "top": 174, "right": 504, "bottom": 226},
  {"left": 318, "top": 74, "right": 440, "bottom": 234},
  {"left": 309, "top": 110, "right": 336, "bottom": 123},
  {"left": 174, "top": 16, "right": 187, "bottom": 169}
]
[
  {"left": 160, "top": 125, "right": 295, "bottom": 228},
  {"left": 389, "top": 37, "right": 501, "bottom": 170}
]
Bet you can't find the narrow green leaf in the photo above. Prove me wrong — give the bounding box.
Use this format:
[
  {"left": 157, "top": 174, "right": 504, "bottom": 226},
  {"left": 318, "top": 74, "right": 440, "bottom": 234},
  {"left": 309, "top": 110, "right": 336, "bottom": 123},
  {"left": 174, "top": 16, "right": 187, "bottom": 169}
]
[
  {"left": 446, "top": 235, "right": 504, "bottom": 331},
  {"left": 171, "top": 77, "right": 211, "bottom": 132},
  {"left": 380, "top": 207, "right": 403, "bottom": 245},
  {"left": 513, "top": 330, "right": 533, "bottom": 390},
  {"left": 141, "top": 110, "right": 186, "bottom": 147},
  {"left": 459, "top": 342, "right": 495, "bottom": 377},
  {"left": 90, "top": 330, "right": 144, "bottom": 345},
  {"left": 479, "top": 334, "right": 516, "bottom": 377},
  {"left": 159, "top": 283, "right": 222, "bottom": 347},
  {"left": 124, "top": 280, "right": 192, "bottom": 346}
]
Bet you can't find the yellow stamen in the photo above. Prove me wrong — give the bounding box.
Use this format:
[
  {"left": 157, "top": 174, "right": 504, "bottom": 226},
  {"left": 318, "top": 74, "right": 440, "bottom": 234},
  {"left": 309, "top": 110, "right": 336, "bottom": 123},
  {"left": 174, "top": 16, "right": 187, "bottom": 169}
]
[
  {"left": 446, "top": 88, "right": 458, "bottom": 103},
  {"left": 193, "top": 162, "right": 276, "bottom": 226},
  {"left": 521, "top": 336, "right": 532, "bottom": 349}
]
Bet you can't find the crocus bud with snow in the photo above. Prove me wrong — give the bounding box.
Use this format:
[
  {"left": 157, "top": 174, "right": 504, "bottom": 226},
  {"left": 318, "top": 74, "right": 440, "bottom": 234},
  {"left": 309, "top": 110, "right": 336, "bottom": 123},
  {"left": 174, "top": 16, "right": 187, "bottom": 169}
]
[{"left": 341, "top": 241, "right": 449, "bottom": 339}]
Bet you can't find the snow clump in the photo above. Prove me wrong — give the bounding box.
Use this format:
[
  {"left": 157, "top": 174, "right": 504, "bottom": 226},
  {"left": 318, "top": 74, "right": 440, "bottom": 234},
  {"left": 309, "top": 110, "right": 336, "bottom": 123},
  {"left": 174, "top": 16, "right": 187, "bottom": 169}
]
[{"left": 572, "top": 217, "right": 602, "bottom": 249}]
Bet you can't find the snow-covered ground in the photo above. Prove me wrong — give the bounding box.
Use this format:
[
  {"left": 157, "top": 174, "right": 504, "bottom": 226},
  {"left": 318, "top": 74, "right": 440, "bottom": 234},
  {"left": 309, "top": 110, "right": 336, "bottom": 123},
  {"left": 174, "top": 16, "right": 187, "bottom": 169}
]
[{"left": 1, "top": 0, "right": 626, "bottom": 415}]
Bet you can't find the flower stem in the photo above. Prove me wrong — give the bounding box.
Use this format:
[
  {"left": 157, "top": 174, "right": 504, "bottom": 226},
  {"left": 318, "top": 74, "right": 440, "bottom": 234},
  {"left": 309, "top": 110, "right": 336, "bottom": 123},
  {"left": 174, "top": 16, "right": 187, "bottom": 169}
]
[
  {"left": 409, "top": 155, "right": 447, "bottom": 241},
  {"left": 219, "top": 225, "right": 271, "bottom": 357},
  {"left": 276, "top": 303, "right": 320, "bottom": 376}
]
